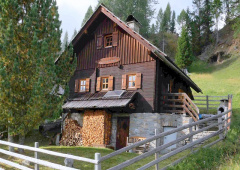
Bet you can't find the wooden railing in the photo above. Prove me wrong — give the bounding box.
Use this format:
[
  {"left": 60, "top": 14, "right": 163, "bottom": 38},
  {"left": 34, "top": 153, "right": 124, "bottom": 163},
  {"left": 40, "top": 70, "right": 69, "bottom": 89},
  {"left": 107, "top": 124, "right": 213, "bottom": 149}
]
[
  {"left": 97, "top": 108, "right": 232, "bottom": 170},
  {"left": 0, "top": 140, "right": 98, "bottom": 170},
  {"left": 162, "top": 93, "right": 200, "bottom": 121},
  {"left": 193, "top": 95, "right": 232, "bottom": 114}
]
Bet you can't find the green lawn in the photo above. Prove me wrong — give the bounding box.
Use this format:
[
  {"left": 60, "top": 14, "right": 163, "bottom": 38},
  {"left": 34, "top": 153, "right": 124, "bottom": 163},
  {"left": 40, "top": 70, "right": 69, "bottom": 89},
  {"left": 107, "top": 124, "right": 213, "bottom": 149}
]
[{"left": 167, "top": 55, "right": 240, "bottom": 170}]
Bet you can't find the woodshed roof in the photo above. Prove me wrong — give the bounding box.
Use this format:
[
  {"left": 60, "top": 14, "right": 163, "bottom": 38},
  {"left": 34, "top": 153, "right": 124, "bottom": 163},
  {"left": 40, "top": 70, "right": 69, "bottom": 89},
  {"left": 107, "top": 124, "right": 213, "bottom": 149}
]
[{"left": 62, "top": 91, "right": 136, "bottom": 109}]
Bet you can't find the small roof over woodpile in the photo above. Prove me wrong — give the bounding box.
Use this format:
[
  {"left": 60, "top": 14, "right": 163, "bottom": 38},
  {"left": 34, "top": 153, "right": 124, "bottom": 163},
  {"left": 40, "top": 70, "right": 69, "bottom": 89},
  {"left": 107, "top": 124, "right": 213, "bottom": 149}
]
[{"left": 62, "top": 91, "right": 136, "bottom": 109}]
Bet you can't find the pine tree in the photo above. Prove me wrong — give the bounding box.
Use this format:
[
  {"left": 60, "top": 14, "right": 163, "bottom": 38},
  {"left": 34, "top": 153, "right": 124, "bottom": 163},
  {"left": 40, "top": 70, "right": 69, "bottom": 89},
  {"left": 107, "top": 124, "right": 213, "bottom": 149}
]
[
  {"left": 201, "top": 0, "right": 213, "bottom": 46},
  {"left": 161, "top": 3, "right": 172, "bottom": 32},
  {"left": 0, "top": 0, "right": 76, "bottom": 151},
  {"left": 170, "top": 10, "right": 176, "bottom": 33},
  {"left": 62, "top": 31, "right": 69, "bottom": 51},
  {"left": 156, "top": 8, "right": 163, "bottom": 33},
  {"left": 175, "top": 26, "right": 194, "bottom": 69},
  {"left": 177, "top": 9, "right": 187, "bottom": 29},
  {"left": 71, "top": 28, "right": 78, "bottom": 40},
  {"left": 81, "top": 6, "right": 94, "bottom": 27},
  {"left": 212, "top": 0, "right": 223, "bottom": 44}
]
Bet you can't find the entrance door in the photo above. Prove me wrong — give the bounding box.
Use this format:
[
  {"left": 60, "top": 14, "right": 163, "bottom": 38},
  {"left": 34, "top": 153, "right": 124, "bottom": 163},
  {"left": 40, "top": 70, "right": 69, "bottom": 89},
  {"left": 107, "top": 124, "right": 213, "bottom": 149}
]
[
  {"left": 116, "top": 117, "right": 130, "bottom": 150},
  {"left": 163, "top": 127, "right": 177, "bottom": 151}
]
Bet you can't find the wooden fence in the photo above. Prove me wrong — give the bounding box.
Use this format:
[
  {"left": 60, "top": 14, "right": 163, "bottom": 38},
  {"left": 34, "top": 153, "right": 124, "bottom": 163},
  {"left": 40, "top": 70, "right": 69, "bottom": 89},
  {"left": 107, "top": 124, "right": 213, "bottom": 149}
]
[
  {"left": 0, "top": 140, "right": 98, "bottom": 170},
  {"left": 193, "top": 95, "right": 232, "bottom": 114},
  {"left": 97, "top": 108, "right": 232, "bottom": 170}
]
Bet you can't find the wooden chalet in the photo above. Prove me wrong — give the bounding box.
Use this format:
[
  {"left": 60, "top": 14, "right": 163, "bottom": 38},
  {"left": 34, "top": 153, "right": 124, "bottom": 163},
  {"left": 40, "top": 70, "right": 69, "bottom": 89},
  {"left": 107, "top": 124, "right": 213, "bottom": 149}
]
[{"left": 61, "top": 4, "right": 202, "bottom": 150}]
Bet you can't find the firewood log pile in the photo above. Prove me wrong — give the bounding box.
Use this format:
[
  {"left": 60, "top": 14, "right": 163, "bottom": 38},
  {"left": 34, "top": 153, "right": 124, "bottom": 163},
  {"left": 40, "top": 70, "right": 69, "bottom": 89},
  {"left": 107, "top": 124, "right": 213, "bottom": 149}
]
[
  {"left": 82, "top": 110, "right": 112, "bottom": 146},
  {"left": 60, "top": 117, "right": 82, "bottom": 146}
]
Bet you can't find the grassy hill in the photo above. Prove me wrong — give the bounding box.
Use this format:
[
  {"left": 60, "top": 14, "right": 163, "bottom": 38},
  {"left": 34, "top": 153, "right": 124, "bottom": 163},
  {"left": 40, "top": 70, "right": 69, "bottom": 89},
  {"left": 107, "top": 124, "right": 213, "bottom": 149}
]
[{"left": 168, "top": 53, "right": 240, "bottom": 169}]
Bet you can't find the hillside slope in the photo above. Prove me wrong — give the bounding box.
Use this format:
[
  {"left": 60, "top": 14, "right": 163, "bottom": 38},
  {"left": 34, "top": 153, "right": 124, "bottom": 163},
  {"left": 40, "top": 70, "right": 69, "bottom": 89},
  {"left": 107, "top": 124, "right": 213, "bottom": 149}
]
[
  {"left": 169, "top": 40, "right": 240, "bottom": 169},
  {"left": 199, "top": 22, "right": 240, "bottom": 63}
]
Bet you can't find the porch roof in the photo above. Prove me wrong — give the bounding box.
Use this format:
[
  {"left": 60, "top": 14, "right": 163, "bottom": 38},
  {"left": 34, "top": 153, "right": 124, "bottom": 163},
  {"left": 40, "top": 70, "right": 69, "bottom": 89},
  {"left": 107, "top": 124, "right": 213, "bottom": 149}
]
[{"left": 62, "top": 91, "right": 136, "bottom": 109}]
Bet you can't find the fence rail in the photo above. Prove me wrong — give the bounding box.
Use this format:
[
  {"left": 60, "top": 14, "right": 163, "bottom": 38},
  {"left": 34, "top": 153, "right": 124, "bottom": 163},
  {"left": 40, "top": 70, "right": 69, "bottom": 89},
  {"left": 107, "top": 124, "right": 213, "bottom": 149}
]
[
  {"left": 0, "top": 140, "right": 98, "bottom": 170},
  {"left": 193, "top": 95, "right": 232, "bottom": 113},
  {"left": 99, "top": 108, "right": 232, "bottom": 170}
]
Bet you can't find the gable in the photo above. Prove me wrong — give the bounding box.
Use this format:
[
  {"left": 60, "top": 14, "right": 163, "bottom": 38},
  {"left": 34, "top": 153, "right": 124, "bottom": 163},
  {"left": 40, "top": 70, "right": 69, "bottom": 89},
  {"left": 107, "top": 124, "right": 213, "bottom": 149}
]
[{"left": 76, "top": 15, "right": 154, "bottom": 70}]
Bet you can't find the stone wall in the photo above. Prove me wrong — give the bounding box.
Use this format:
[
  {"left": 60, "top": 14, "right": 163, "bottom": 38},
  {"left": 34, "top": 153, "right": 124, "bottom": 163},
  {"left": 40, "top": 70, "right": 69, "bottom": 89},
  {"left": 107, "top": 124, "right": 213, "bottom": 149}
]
[{"left": 110, "top": 113, "right": 192, "bottom": 150}]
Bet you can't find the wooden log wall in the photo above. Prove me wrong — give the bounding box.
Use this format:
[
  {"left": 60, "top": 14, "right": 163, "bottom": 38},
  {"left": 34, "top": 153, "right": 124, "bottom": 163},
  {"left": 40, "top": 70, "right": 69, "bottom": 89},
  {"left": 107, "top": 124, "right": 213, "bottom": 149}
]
[
  {"left": 82, "top": 110, "right": 112, "bottom": 146},
  {"left": 77, "top": 17, "right": 153, "bottom": 70}
]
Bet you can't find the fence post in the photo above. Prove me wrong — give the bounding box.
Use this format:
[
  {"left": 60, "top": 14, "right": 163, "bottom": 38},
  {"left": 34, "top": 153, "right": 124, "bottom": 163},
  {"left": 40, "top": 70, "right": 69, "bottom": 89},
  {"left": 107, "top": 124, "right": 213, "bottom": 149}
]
[
  {"left": 189, "top": 118, "right": 193, "bottom": 152},
  {"left": 206, "top": 95, "right": 209, "bottom": 114},
  {"left": 218, "top": 111, "right": 223, "bottom": 140},
  {"left": 34, "top": 142, "right": 39, "bottom": 170},
  {"left": 95, "top": 153, "right": 101, "bottom": 170},
  {"left": 227, "top": 95, "right": 232, "bottom": 130},
  {"left": 155, "top": 129, "right": 159, "bottom": 170}
]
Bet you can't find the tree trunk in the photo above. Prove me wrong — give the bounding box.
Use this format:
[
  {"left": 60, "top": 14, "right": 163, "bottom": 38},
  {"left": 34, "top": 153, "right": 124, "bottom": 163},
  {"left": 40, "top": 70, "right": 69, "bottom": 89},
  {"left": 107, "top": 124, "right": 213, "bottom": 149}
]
[
  {"left": 18, "top": 134, "right": 25, "bottom": 153},
  {"left": 8, "top": 127, "right": 14, "bottom": 152}
]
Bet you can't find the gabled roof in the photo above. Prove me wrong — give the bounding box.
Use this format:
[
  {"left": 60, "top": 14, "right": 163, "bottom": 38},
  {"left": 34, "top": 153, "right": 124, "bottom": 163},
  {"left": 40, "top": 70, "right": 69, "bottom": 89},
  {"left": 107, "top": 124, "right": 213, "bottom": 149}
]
[{"left": 71, "top": 4, "right": 202, "bottom": 93}]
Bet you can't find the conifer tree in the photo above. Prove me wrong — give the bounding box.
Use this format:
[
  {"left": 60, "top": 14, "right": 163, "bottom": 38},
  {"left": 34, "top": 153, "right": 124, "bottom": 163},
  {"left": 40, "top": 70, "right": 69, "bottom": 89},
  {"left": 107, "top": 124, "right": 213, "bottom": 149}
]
[
  {"left": 201, "top": 0, "right": 213, "bottom": 45},
  {"left": 0, "top": 0, "right": 76, "bottom": 151},
  {"left": 161, "top": 3, "right": 172, "bottom": 32},
  {"left": 175, "top": 26, "right": 194, "bottom": 69},
  {"left": 72, "top": 29, "right": 78, "bottom": 40},
  {"left": 156, "top": 8, "right": 163, "bottom": 33},
  {"left": 170, "top": 11, "right": 176, "bottom": 33},
  {"left": 212, "top": 0, "right": 223, "bottom": 44},
  {"left": 97, "top": 0, "right": 155, "bottom": 37},
  {"left": 177, "top": 9, "right": 187, "bottom": 29},
  {"left": 62, "top": 31, "right": 69, "bottom": 51},
  {"left": 81, "top": 6, "right": 94, "bottom": 27}
]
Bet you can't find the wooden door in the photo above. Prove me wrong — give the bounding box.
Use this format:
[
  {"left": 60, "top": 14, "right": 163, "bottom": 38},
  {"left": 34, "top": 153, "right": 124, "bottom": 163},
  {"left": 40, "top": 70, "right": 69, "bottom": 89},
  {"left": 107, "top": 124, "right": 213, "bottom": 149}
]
[{"left": 116, "top": 117, "right": 130, "bottom": 150}]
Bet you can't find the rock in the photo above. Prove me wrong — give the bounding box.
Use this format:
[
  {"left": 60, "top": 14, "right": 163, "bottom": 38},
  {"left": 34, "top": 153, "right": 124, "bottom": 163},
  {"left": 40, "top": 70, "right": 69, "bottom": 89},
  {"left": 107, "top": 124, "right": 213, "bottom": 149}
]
[{"left": 22, "top": 160, "right": 30, "bottom": 166}]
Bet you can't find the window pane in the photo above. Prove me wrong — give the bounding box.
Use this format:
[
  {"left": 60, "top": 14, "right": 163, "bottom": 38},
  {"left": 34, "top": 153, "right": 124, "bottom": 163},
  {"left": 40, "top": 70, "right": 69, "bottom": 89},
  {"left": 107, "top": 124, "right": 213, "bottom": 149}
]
[
  {"left": 103, "top": 84, "right": 105, "bottom": 89},
  {"left": 129, "top": 82, "right": 132, "bottom": 87},
  {"left": 132, "top": 82, "right": 135, "bottom": 87},
  {"left": 106, "top": 78, "right": 108, "bottom": 83},
  {"left": 133, "top": 76, "right": 136, "bottom": 81},
  {"left": 81, "top": 81, "right": 84, "bottom": 85},
  {"left": 106, "top": 84, "right": 108, "bottom": 88},
  {"left": 83, "top": 81, "right": 86, "bottom": 85},
  {"left": 103, "top": 79, "right": 105, "bottom": 83},
  {"left": 82, "top": 86, "right": 85, "bottom": 91},
  {"left": 129, "top": 76, "right": 132, "bottom": 81}
]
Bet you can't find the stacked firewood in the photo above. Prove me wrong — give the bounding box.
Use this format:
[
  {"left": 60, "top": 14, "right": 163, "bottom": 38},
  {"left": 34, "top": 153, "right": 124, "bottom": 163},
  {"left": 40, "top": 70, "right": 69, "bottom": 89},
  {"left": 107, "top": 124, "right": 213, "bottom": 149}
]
[
  {"left": 82, "top": 110, "right": 112, "bottom": 146},
  {"left": 60, "top": 117, "right": 82, "bottom": 146}
]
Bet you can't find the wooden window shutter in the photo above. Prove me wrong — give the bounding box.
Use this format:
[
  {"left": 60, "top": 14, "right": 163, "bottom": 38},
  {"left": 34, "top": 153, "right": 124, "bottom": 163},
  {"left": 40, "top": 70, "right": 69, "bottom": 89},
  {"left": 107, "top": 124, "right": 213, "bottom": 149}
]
[
  {"left": 122, "top": 74, "right": 127, "bottom": 90},
  {"left": 108, "top": 76, "right": 114, "bottom": 91},
  {"left": 112, "top": 32, "right": 118, "bottom": 47},
  {"left": 136, "top": 73, "right": 142, "bottom": 89},
  {"left": 75, "top": 79, "right": 79, "bottom": 93},
  {"left": 97, "top": 35, "right": 103, "bottom": 49},
  {"left": 96, "top": 77, "right": 101, "bottom": 91},
  {"left": 86, "top": 78, "right": 91, "bottom": 92}
]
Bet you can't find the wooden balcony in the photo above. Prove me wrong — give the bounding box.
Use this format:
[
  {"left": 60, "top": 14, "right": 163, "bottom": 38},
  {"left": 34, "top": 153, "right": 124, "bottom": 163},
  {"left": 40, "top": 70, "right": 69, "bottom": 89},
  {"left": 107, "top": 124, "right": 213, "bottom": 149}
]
[{"left": 161, "top": 93, "right": 200, "bottom": 121}]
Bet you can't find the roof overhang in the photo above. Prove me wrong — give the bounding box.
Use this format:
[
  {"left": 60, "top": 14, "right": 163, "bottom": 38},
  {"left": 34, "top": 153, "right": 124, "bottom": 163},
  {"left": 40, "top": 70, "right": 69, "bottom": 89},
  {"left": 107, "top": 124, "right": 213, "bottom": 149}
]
[{"left": 153, "top": 50, "right": 202, "bottom": 93}]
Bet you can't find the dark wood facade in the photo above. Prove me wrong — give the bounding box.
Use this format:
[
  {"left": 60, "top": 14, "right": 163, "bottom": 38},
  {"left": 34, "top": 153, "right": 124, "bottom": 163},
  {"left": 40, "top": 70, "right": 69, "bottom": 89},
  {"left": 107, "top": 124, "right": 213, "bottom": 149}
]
[
  {"left": 68, "top": 5, "right": 201, "bottom": 113},
  {"left": 77, "top": 17, "right": 153, "bottom": 70}
]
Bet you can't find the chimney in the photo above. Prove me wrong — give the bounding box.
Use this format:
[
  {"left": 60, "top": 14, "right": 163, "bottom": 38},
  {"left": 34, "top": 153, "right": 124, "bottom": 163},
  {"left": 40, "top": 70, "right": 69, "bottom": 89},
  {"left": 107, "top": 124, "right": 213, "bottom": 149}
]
[{"left": 126, "top": 15, "right": 141, "bottom": 33}]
